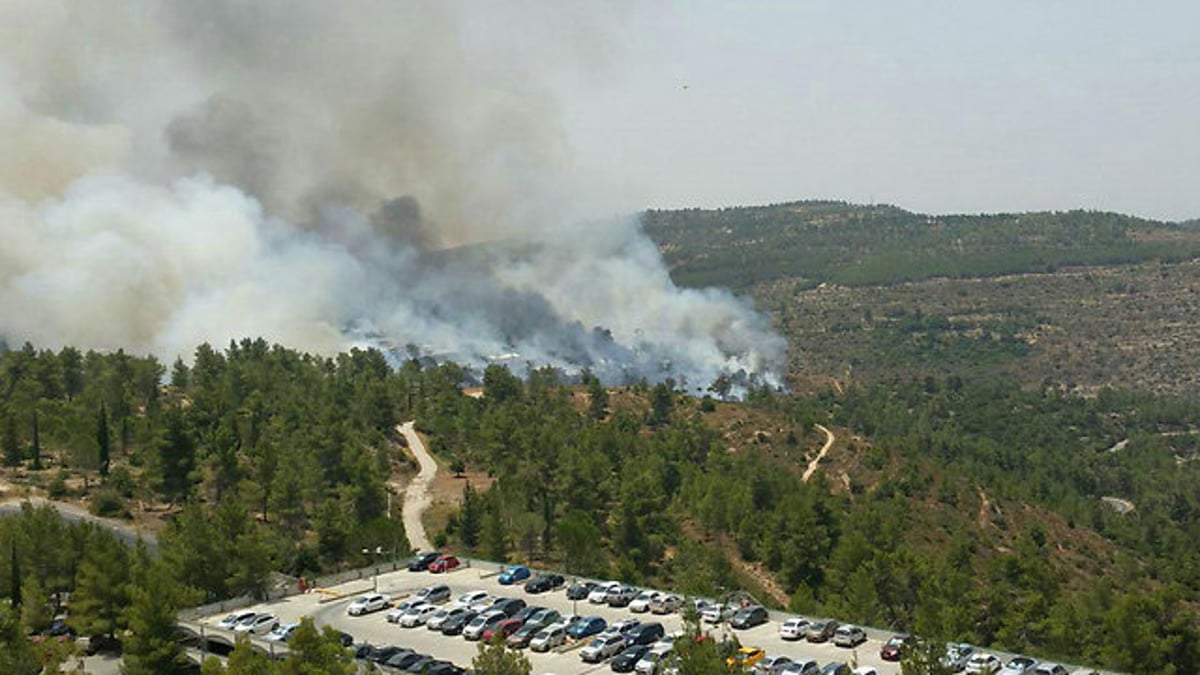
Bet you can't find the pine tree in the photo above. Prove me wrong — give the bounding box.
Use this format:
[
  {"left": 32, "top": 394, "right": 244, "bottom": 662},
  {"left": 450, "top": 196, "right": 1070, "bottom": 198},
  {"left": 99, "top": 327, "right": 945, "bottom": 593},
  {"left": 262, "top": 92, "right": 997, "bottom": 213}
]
[
  {"left": 484, "top": 500, "right": 508, "bottom": 563},
  {"left": 471, "top": 634, "right": 532, "bottom": 675},
  {"left": 155, "top": 406, "right": 195, "bottom": 502},
  {"left": 278, "top": 618, "right": 355, "bottom": 675},
  {"left": 460, "top": 482, "right": 482, "bottom": 549},
  {"left": 69, "top": 533, "right": 129, "bottom": 639},
  {"left": 2, "top": 414, "right": 19, "bottom": 467},
  {"left": 29, "top": 411, "right": 40, "bottom": 470},
  {"left": 122, "top": 543, "right": 186, "bottom": 675},
  {"left": 170, "top": 357, "right": 190, "bottom": 389},
  {"left": 96, "top": 403, "right": 111, "bottom": 477},
  {"left": 0, "top": 603, "right": 38, "bottom": 675}
]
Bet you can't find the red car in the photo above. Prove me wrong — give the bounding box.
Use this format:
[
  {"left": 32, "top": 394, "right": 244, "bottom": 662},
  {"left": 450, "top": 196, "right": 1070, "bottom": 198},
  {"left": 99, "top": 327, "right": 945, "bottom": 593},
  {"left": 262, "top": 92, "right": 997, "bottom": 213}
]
[
  {"left": 481, "top": 618, "right": 523, "bottom": 643},
  {"left": 429, "top": 555, "right": 461, "bottom": 573},
  {"left": 880, "top": 634, "right": 913, "bottom": 661}
]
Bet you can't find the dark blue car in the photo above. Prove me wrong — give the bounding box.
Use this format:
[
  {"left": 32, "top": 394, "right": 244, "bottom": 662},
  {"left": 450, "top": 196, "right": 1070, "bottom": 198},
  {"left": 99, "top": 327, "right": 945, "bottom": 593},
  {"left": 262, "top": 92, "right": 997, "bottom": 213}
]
[
  {"left": 498, "top": 565, "right": 531, "bottom": 585},
  {"left": 566, "top": 616, "right": 607, "bottom": 640}
]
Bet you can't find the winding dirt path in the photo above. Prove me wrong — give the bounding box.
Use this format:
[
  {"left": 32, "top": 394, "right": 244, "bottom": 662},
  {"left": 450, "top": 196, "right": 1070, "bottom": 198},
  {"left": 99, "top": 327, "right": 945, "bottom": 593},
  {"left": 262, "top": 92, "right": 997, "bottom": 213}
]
[
  {"left": 0, "top": 495, "right": 158, "bottom": 551},
  {"left": 802, "top": 424, "right": 836, "bottom": 483},
  {"left": 398, "top": 421, "right": 437, "bottom": 552}
]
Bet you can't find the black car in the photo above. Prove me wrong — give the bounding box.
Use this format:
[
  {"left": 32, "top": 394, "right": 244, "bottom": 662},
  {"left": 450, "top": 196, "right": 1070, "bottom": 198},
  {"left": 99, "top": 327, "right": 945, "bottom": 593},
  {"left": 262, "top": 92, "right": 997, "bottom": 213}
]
[
  {"left": 492, "top": 598, "right": 527, "bottom": 617},
  {"left": 566, "top": 581, "right": 598, "bottom": 600},
  {"left": 335, "top": 631, "right": 354, "bottom": 647},
  {"left": 525, "top": 573, "right": 565, "bottom": 594},
  {"left": 440, "top": 609, "right": 479, "bottom": 636},
  {"left": 624, "top": 622, "right": 665, "bottom": 646},
  {"left": 370, "top": 646, "right": 410, "bottom": 664},
  {"left": 353, "top": 644, "right": 376, "bottom": 660},
  {"left": 511, "top": 605, "right": 544, "bottom": 623},
  {"left": 407, "top": 551, "right": 441, "bottom": 571},
  {"left": 384, "top": 650, "right": 421, "bottom": 670},
  {"left": 406, "top": 656, "right": 438, "bottom": 673},
  {"left": 427, "top": 664, "right": 466, "bottom": 675},
  {"left": 611, "top": 644, "right": 650, "bottom": 672},
  {"left": 821, "top": 663, "right": 851, "bottom": 675},
  {"left": 730, "top": 606, "right": 769, "bottom": 629}
]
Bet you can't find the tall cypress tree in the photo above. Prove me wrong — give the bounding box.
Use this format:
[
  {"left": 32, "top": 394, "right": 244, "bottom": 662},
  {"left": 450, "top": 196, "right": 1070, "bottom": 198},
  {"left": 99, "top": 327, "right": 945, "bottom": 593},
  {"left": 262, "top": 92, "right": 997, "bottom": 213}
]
[
  {"left": 10, "top": 539, "right": 20, "bottom": 608},
  {"left": 96, "top": 403, "right": 111, "bottom": 477},
  {"left": 28, "top": 412, "right": 40, "bottom": 471}
]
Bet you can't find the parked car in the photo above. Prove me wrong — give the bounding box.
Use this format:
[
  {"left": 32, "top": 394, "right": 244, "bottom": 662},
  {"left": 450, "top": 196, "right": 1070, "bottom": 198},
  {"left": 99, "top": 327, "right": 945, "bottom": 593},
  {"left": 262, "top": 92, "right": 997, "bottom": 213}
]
[
  {"left": 612, "top": 644, "right": 651, "bottom": 673},
  {"left": 217, "top": 611, "right": 257, "bottom": 630},
  {"left": 233, "top": 613, "right": 278, "bottom": 635},
  {"left": 524, "top": 573, "right": 565, "bottom": 594},
  {"left": 965, "top": 653, "right": 1002, "bottom": 674},
  {"left": 498, "top": 565, "right": 531, "bottom": 585},
  {"left": 589, "top": 581, "right": 622, "bottom": 603},
  {"left": 347, "top": 592, "right": 390, "bottom": 616},
  {"left": 427, "top": 606, "right": 471, "bottom": 631},
  {"left": 402, "top": 604, "right": 440, "bottom": 627},
  {"left": 582, "top": 634, "right": 628, "bottom": 663},
  {"left": 781, "top": 658, "right": 821, "bottom": 675},
  {"left": 726, "top": 646, "right": 766, "bottom": 670},
  {"left": 491, "top": 597, "right": 527, "bottom": 617},
  {"left": 997, "top": 657, "right": 1037, "bottom": 675},
  {"left": 462, "top": 610, "right": 506, "bottom": 641},
  {"left": 263, "top": 622, "right": 298, "bottom": 642},
  {"left": 625, "top": 622, "right": 665, "bottom": 646},
  {"left": 628, "top": 590, "right": 661, "bottom": 613},
  {"left": 755, "top": 656, "right": 794, "bottom": 675},
  {"left": 567, "top": 580, "right": 599, "bottom": 600},
  {"left": 386, "top": 599, "right": 424, "bottom": 623},
  {"left": 568, "top": 616, "right": 608, "bottom": 640},
  {"left": 1032, "top": 665, "right": 1068, "bottom": 675},
  {"left": 427, "top": 663, "right": 465, "bottom": 675},
  {"left": 700, "top": 603, "right": 735, "bottom": 624},
  {"left": 779, "top": 617, "right": 810, "bottom": 641},
  {"left": 833, "top": 625, "right": 867, "bottom": 648},
  {"left": 80, "top": 633, "right": 122, "bottom": 655},
  {"left": 482, "top": 618, "right": 524, "bottom": 643},
  {"left": 731, "top": 606, "right": 769, "bottom": 629},
  {"left": 382, "top": 650, "right": 420, "bottom": 669},
  {"left": 605, "top": 618, "right": 640, "bottom": 637},
  {"left": 852, "top": 668, "right": 879, "bottom": 675},
  {"left": 527, "top": 608, "right": 561, "bottom": 627},
  {"left": 880, "top": 635, "right": 913, "bottom": 661},
  {"left": 530, "top": 626, "right": 567, "bottom": 652},
  {"left": 407, "top": 551, "right": 440, "bottom": 571},
  {"left": 507, "top": 621, "right": 545, "bottom": 649},
  {"left": 414, "top": 584, "right": 452, "bottom": 605},
  {"left": 404, "top": 656, "right": 438, "bottom": 673},
  {"left": 429, "top": 555, "right": 461, "bottom": 573},
  {"left": 451, "top": 590, "right": 490, "bottom": 610},
  {"left": 806, "top": 619, "right": 839, "bottom": 642},
  {"left": 942, "top": 644, "right": 975, "bottom": 672},
  {"left": 635, "top": 646, "right": 674, "bottom": 675},
  {"left": 440, "top": 609, "right": 479, "bottom": 636},
  {"left": 650, "top": 594, "right": 683, "bottom": 615},
  {"left": 821, "top": 664, "right": 851, "bottom": 675},
  {"left": 511, "top": 605, "right": 545, "bottom": 624}
]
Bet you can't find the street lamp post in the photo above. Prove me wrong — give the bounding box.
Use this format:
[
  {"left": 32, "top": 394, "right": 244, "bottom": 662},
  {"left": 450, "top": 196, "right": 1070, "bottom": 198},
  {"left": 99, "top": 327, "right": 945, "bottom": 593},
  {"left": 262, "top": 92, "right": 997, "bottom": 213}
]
[{"left": 363, "top": 546, "right": 388, "bottom": 593}]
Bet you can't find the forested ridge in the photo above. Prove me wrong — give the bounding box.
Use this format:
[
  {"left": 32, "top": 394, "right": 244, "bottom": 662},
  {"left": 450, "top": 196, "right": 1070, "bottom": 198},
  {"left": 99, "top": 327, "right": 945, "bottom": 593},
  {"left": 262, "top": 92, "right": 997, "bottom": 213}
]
[
  {"left": 642, "top": 201, "right": 1200, "bottom": 290},
  {"left": 1, "top": 341, "right": 1198, "bottom": 672}
]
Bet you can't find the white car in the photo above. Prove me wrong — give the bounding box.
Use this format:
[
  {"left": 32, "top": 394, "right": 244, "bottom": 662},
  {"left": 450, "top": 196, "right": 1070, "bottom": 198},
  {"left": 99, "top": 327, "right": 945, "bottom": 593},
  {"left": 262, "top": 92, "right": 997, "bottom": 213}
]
[
  {"left": 700, "top": 603, "right": 734, "bottom": 624},
  {"left": 580, "top": 634, "right": 627, "bottom": 663},
  {"left": 965, "top": 653, "right": 1002, "bottom": 674},
  {"left": 588, "top": 581, "right": 621, "bottom": 604},
  {"left": 782, "top": 658, "right": 820, "bottom": 675},
  {"left": 216, "top": 610, "right": 257, "bottom": 630},
  {"left": 852, "top": 668, "right": 878, "bottom": 675},
  {"left": 997, "top": 657, "right": 1037, "bottom": 675},
  {"left": 463, "top": 610, "right": 506, "bottom": 641},
  {"left": 400, "top": 603, "right": 438, "bottom": 627},
  {"left": 264, "top": 622, "right": 298, "bottom": 642},
  {"left": 427, "top": 605, "right": 471, "bottom": 631},
  {"left": 833, "top": 624, "right": 867, "bottom": 648},
  {"left": 779, "top": 617, "right": 810, "bottom": 640},
  {"left": 943, "top": 643, "right": 975, "bottom": 672},
  {"left": 233, "top": 613, "right": 278, "bottom": 635},
  {"left": 635, "top": 646, "right": 673, "bottom": 675},
  {"left": 650, "top": 594, "right": 683, "bottom": 614},
  {"left": 452, "top": 590, "right": 491, "bottom": 610},
  {"left": 755, "top": 655, "right": 794, "bottom": 675},
  {"left": 530, "top": 626, "right": 567, "bottom": 652},
  {"left": 347, "top": 592, "right": 389, "bottom": 616},
  {"left": 1032, "top": 664, "right": 1068, "bottom": 675},
  {"left": 386, "top": 599, "right": 423, "bottom": 623},
  {"left": 629, "top": 590, "right": 661, "bottom": 613}
]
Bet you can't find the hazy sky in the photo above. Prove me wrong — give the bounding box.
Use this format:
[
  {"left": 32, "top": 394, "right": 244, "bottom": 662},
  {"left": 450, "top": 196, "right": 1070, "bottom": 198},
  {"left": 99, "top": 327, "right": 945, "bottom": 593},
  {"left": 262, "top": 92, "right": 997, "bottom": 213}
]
[{"left": 557, "top": 1, "right": 1200, "bottom": 221}]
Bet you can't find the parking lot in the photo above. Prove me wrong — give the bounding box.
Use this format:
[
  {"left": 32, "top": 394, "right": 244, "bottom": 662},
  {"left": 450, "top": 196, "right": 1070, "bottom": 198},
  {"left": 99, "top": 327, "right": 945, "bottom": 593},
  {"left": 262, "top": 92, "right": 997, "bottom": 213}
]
[{"left": 193, "top": 563, "right": 904, "bottom": 674}]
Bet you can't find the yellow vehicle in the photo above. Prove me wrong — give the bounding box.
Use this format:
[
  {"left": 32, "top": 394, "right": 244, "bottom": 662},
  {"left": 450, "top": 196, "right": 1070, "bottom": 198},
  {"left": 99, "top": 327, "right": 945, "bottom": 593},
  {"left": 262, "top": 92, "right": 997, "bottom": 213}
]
[{"left": 726, "top": 646, "right": 766, "bottom": 670}]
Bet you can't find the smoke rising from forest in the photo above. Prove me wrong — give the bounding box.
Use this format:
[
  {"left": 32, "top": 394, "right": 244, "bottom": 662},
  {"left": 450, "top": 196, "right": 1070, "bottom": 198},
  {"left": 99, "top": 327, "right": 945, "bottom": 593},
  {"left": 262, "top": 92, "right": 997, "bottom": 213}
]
[{"left": 0, "top": 1, "right": 784, "bottom": 389}]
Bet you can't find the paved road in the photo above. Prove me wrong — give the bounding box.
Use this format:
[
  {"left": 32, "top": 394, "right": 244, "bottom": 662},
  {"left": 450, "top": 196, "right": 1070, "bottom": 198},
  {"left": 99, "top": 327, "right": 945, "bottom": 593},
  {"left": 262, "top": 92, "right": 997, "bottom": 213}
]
[
  {"left": 0, "top": 496, "right": 158, "bottom": 552},
  {"left": 399, "top": 421, "right": 437, "bottom": 552},
  {"left": 803, "top": 424, "right": 836, "bottom": 483},
  {"left": 193, "top": 566, "right": 905, "bottom": 675}
]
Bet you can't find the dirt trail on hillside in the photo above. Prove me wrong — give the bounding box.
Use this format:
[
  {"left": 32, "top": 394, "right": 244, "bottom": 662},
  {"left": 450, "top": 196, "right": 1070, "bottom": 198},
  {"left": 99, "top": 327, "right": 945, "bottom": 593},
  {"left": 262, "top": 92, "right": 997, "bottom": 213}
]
[
  {"left": 802, "top": 424, "right": 836, "bottom": 483},
  {"left": 398, "top": 422, "right": 437, "bottom": 552}
]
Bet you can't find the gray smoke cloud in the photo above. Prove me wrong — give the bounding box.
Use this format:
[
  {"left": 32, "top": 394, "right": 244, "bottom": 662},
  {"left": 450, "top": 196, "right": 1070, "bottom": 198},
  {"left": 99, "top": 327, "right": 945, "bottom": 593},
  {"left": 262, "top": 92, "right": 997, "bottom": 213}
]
[{"left": 0, "top": 0, "right": 784, "bottom": 389}]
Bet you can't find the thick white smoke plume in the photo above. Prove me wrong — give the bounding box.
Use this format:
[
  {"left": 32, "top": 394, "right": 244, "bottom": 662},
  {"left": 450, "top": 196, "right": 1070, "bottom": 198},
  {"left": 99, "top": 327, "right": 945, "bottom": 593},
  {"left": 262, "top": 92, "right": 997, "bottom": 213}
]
[{"left": 0, "top": 1, "right": 784, "bottom": 389}]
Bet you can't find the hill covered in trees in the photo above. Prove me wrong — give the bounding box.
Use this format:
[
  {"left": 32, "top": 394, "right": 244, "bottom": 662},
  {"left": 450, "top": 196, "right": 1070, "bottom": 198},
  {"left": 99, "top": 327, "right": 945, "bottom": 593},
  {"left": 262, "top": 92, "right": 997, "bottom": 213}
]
[{"left": 1, "top": 341, "right": 1198, "bottom": 672}]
